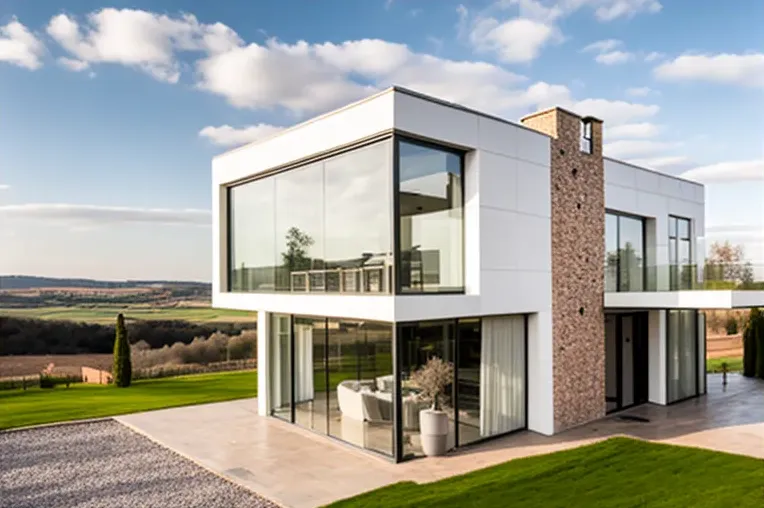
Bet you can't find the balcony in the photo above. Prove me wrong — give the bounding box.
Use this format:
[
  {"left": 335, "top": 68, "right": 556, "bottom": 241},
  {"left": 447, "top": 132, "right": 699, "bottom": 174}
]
[{"left": 605, "top": 263, "right": 764, "bottom": 310}]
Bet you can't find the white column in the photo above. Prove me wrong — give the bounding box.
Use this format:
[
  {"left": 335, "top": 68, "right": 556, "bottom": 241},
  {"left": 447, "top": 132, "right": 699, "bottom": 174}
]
[
  {"left": 527, "top": 310, "right": 554, "bottom": 436},
  {"left": 648, "top": 310, "right": 667, "bottom": 404},
  {"left": 257, "top": 310, "right": 270, "bottom": 416}
]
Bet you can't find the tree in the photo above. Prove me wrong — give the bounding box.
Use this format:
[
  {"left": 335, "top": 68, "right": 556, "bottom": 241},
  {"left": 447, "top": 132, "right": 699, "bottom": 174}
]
[
  {"left": 281, "top": 227, "right": 314, "bottom": 272},
  {"left": 754, "top": 309, "right": 764, "bottom": 380},
  {"left": 113, "top": 313, "right": 132, "bottom": 387},
  {"left": 705, "top": 241, "right": 754, "bottom": 286}
]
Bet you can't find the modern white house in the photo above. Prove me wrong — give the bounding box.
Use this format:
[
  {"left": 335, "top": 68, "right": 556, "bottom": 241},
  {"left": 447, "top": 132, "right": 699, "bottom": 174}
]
[{"left": 211, "top": 86, "right": 764, "bottom": 462}]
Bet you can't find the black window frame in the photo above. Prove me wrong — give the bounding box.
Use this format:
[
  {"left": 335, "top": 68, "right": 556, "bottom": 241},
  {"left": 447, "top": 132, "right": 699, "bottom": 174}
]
[
  {"left": 393, "top": 134, "right": 467, "bottom": 295},
  {"left": 668, "top": 215, "right": 692, "bottom": 290},
  {"left": 605, "top": 209, "right": 648, "bottom": 292}
]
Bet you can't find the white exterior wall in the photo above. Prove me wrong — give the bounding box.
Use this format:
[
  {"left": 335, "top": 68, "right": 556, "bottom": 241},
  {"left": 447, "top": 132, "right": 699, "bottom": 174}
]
[
  {"left": 212, "top": 88, "right": 555, "bottom": 434},
  {"left": 648, "top": 309, "right": 667, "bottom": 404},
  {"left": 604, "top": 158, "right": 705, "bottom": 289}
]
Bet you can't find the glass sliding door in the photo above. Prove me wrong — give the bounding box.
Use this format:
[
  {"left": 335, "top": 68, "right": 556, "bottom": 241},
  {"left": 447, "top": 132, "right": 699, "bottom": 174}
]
[
  {"left": 667, "top": 310, "right": 698, "bottom": 403},
  {"left": 269, "top": 314, "right": 292, "bottom": 421},
  {"left": 399, "top": 321, "right": 456, "bottom": 457},
  {"left": 293, "top": 316, "right": 328, "bottom": 434},
  {"left": 456, "top": 319, "right": 481, "bottom": 446}
]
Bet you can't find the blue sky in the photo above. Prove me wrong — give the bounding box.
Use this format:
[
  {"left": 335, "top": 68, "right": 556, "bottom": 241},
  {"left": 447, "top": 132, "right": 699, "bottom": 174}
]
[{"left": 0, "top": 0, "right": 762, "bottom": 281}]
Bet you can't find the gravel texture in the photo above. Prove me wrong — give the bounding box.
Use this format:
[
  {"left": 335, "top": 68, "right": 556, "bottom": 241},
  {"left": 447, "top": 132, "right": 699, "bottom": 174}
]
[{"left": 0, "top": 420, "right": 279, "bottom": 508}]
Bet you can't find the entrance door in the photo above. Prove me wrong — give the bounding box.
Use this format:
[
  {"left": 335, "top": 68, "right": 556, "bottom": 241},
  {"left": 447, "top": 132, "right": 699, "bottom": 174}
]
[{"left": 605, "top": 312, "right": 649, "bottom": 412}]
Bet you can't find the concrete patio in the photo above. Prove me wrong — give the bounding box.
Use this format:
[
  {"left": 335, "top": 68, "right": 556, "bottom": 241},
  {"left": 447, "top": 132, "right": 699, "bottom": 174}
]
[{"left": 116, "top": 374, "right": 764, "bottom": 508}]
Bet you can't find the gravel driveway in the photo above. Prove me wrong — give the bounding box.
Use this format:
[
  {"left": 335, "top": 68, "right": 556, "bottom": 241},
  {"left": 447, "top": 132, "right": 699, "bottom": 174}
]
[{"left": 0, "top": 420, "right": 278, "bottom": 508}]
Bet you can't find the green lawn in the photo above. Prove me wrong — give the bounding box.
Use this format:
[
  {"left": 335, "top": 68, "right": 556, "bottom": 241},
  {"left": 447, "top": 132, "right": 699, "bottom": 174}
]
[
  {"left": 707, "top": 356, "right": 744, "bottom": 373},
  {"left": 0, "top": 306, "right": 254, "bottom": 324},
  {"left": 0, "top": 370, "right": 257, "bottom": 430},
  {"left": 328, "top": 438, "right": 764, "bottom": 508}
]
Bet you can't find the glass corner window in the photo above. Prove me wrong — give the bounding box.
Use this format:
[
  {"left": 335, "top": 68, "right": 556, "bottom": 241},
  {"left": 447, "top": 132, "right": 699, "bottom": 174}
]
[{"left": 397, "top": 139, "right": 465, "bottom": 294}]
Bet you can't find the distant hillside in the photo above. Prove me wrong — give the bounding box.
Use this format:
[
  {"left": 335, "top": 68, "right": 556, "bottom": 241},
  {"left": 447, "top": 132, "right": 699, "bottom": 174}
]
[{"left": 0, "top": 275, "right": 210, "bottom": 290}]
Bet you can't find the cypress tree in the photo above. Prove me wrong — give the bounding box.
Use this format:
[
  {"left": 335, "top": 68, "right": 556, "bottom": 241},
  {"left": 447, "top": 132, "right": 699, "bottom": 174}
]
[
  {"left": 756, "top": 309, "right": 764, "bottom": 380},
  {"left": 113, "top": 313, "right": 132, "bottom": 387},
  {"left": 743, "top": 309, "right": 758, "bottom": 377}
]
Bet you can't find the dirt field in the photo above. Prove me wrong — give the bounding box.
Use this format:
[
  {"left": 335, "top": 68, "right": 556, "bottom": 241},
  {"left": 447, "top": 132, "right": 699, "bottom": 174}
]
[
  {"left": 0, "top": 354, "right": 113, "bottom": 378},
  {"left": 707, "top": 334, "right": 743, "bottom": 359},
  {"left": 0, "top": 306, "right": 255, "bottom": 324}
]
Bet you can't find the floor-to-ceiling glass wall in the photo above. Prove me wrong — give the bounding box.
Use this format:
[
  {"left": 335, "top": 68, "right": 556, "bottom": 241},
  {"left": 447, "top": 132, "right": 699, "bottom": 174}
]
[
  {"left": 604, "top": 212, "right": 645, "bottom": 292},
  {"left": 667, "top": 309, "right": 699, "bottom": 403},
  {"left": 398, "top": 315, "right": 526, "bottom": 459},
  {"left": 269, "top": 314, "right": 292, "bottom": 421},
  {"left": 397, "top": 139, "right": 464, "bottom": 293},
  {"left": 270, "top": 314, "right": 394, "bottom": 457}
]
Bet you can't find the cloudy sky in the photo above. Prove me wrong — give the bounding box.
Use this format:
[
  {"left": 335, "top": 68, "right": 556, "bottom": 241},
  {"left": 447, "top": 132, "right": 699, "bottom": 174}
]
[{"left": 0, "top": 0, "right": 762, "bottom": 281}]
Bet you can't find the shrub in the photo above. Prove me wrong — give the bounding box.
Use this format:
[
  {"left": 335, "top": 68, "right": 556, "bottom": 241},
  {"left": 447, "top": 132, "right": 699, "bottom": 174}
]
[
  {"left": 725, "top": 316, "right": 739, "bottom": 335},
  {"left": 113, "top": 313, "right": 132, "bottom": 387},
  {"left": 743, "top": 309, "right": 758, "bottom": 377}
]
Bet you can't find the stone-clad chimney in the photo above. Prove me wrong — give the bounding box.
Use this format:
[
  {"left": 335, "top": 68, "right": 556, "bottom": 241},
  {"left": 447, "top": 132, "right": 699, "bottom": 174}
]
[{"left": 521, "top": 107, "right": 606, "bottom": 432}]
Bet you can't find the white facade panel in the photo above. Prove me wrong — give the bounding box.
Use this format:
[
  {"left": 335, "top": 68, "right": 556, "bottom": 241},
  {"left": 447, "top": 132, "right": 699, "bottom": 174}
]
[
  {"left": 515, "top": 160, "right": 551, "bottom": 218},
  {"left": 478, "top": 151, "right": 518, "bottom": 212},
  {"left": 464, "top": 151, "right": 481, "bottom": 296},
  {"left": 515, "top": 126, "right": 551, "bottom": 167},
  {"left": 527, "top": 310, "right": 554, "bottom": 435},
  {"left": 648, "top": 310, "right": 667, "bottom": 404},
  {"left": 477, "top": 116, "right": 521, "bottom": 159},
  {"left": 605, "top": 183, "right": 638, "bottom": 212},
  {"left": 481, "top": 208, "right": 551, "bottom": 272},
  {"left": 606, "top": 160, "right": 637, "bottom": 188},
  {"left": 213, "top": 91, "right": 395, "bottom": 186},
  {"left": 393, "top": 92, "right": 478, "bottom": 148},
  {"left": 480, "top": 270, "right": 552, "bottom": 316}
]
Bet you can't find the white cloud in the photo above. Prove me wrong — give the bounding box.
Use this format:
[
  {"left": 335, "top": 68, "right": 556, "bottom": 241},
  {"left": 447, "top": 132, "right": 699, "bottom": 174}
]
[
  {"left": 604, "top": 139, "right": 679, "bottom": 158},
  {"left": 654, "top": 53, "right": 764, "bottom": 87},
  {"left": 680, "top": 160, "right": 764, "bottom": 183},
  {"left": 581, "top": 39, "right": 622, "bottom": 53},
  {"left": 0, "top": 184, "right": 10, "bottom": 190},
  {"left": 46, "top": 9, "right": 241, "bottom": 83},
  {"left": 626, "top": 86, "right": 653, "bottom": 96},
  {"left": 606, "top": 122, "right": 661, "bottom": 139},
  {"left": 0, "top": 19, "right": 45, "bottom": 70},
  {"left": 568, "top": 98, "right": 658, "bottom": 126},
  {"left": 0, "top": 204, "right": 211, "bottom": 226},
  {"left": 592, "top": 0, "right": 662, "bottom": 21},
  {"left": 199, "top": 124, "right": 284, "bottom": 147},
  {"left": 628, "top": 155, "right": 688, "bottom": 169},
  {"left": 643, "top": 51, "right": 663, "bottom": 62},
  {"left": 57, "top": 57, "right": 90, "bottom": 71},
  {"left": 595, "top": 50, "right": 633, "bottom": 64},
  {"left": 469, "top": 16, "right": 559, "bottom": 63}
]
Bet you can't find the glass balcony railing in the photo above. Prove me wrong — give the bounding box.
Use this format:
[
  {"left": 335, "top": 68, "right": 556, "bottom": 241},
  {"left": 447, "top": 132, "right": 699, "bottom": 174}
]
[{"left": 605, "top": 263, "right": 764, "bottom": 292}]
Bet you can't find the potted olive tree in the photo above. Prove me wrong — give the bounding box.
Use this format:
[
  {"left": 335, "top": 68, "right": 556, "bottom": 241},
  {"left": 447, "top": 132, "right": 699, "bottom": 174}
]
[{"left": 410, "top": 357, "right": 454, "bottom": 457}]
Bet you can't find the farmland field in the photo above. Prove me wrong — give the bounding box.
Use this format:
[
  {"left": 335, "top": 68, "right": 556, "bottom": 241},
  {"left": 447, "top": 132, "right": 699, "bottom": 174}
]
[
  {"left": 0, "top": 305, "right": 254, "bottom": 324},
  {"left": 0, "top": 354, "right": 113, "bottom": 377}
]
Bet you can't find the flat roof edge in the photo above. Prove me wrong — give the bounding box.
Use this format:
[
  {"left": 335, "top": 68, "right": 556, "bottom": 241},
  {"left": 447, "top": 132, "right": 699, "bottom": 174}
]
[{"left": 603, "top": 156, "right": 704, "bottom": 187}]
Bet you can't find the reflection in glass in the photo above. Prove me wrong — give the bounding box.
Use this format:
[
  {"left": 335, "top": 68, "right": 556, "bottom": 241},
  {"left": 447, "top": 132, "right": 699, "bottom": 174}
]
[
  {"left": 229, "top": 178, "right": 276, "bottom": 291},
  {"left": 269, "top": 314, "right": 292, "bottom": 421},
  {"left": 324, "top": 141, "right": 393, "bottom": 293},
  {"left": 456, "top": 319, "right": 481, "bottom": 445},
  {"left": 669, "top": 216, "right": 692, "bottom": 290},
  {"left": 275, "top": 163, "right": 325, "bottom": 292},
  {"left": 605, "top": 213, "right": 618, "bottom": 292},
  {"left": 227, "top": 140, "right": 393, "bottom": 294},
  {"left": 398, "top": 141, "right": 464, "bottom": 293},
  {"left": 399, "top": 321, "right": 455, "bottom": 457},
  {"left": 667, "top": 310, "right": 698, "bottom": 403},
  {"left": 327, "top": 320, "right": 394, "bottom": 456},
  {"left": 619, "top": 215, "right": 644, "bottom": 291},
  {"left": 294, "top": 317, "right": 327, "bottom": 434}
]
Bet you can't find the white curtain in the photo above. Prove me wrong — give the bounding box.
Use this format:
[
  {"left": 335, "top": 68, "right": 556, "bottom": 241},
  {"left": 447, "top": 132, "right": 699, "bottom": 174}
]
[
  {"left": 294, "top": 324, "right": 314, "bottom": 403},
  {"left": 480, "top": 316, "right": 526, "bottom": 437},
  {"left": 269, "top": 315, "right": 291, "bottom": 409}
]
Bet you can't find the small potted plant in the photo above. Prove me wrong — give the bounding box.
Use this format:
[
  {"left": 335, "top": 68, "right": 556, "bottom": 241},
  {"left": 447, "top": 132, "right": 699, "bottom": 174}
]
[{"left": 410, "top": 356, "right": 453, "bottom": 456}]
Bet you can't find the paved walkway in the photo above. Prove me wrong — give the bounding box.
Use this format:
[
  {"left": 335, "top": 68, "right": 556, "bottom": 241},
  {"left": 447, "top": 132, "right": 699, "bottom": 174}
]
[{"left": 116, "top": 374, "right": 764, "bottom": 508}]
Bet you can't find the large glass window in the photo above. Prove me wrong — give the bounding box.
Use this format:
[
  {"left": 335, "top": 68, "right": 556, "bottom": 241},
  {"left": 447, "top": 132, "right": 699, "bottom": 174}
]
[
  {"left": 228, "top": 139, "right": 393, "bottom": 293},
  {"left": 397, "top": 140, "right": 464, "bottom": 293},
  {"left": 667, "top": 310, "right": 698, "bottom": 403},
  {"left": 604, "top": 212, "right": 645, "bottom": 292},
  {"left": 229, "top": 178, "right": 275, "bottom": 291},
  {"left": 669, "top": 216, "right": 692, "bottom": 290},
  {"left": 399, "top": 315, "right": 525, "bottom": 458}
]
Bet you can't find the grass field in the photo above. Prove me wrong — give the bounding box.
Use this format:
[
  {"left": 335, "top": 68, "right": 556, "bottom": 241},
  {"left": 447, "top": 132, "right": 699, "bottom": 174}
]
[
  {"left": 0, "top": 370, "right": 257, "bottom": 430},
  {"left": 0, "top": 306, "right": 254, "bottom": 324},
  {"left": 707, "top": 356, "right": 744, "bottom": 373},
  {"left": 328, "top": 438, "right": 764, "bottom": 508}
]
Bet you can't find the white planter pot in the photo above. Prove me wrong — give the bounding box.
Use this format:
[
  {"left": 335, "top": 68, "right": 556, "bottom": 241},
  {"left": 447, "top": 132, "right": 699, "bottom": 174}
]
[{"left": 419, "top": 409, "right": 448, "bottom": 457}]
